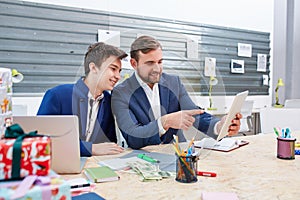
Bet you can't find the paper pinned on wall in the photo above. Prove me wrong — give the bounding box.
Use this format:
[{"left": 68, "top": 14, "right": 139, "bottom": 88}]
[
  {"left": 204, "top": 57, "right": 216, "bottom": 77},
  {"left": 257, "top": 53, "right": 267, "bottom": 72},
  {"left": 121, "top": 57, "right": 132, "bottom": 70},
  {"left": 231, "top": 59, "right": 244, "bottom": 74},
  {"left": 186, "top": 35, "right": 199, "bottom": 59},
  {"left": 238, "top": 43, "right": 252, "bottom": 57},
  {"left": 98, "top": 30, "right": 120, "bottom": 47},
  {"left": 262, "top": 74, "right": 269, "bottom": 86}
]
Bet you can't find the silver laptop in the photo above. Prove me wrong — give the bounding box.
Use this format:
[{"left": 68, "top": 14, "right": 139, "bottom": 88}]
[{"left": 13, "top": 115, "right": 86, "bottom": 174}]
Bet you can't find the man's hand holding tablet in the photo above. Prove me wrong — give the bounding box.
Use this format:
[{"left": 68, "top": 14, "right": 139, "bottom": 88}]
[{"left": 216, "top": 90, "right": 249, "bottom": 141}]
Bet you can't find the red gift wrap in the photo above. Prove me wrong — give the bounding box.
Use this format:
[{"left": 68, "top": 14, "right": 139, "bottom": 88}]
[{"left": 0, "top": 136, "right": 51, "bottom": 180}]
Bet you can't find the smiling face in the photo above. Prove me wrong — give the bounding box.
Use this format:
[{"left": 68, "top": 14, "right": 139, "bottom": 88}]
[
  {"left": 131, "top": 48, "right": 163, "bottom": 89},
  {"left": 86, "top": 55, "right": 122, "bottom": 98},
  {"left": 97, "top": 55, "right": 122, "bottom": 90},
  {"left": 83, "top": 42, "right": 127, "bottom": 98}
]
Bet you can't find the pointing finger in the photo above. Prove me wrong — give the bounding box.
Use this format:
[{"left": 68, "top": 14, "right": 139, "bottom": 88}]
[{"left": 184, "top": 109, "right": 204, "bottom": 116}]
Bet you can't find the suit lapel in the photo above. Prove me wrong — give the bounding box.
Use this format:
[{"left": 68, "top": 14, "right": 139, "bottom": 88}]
[
  {"left": 129, "top": 75, "right": 155, "bottom": 121},
  {"left": 78, "top": 98, "right": 88, "bottom": 140},
  {"left": 159, "top": 76, "right": 170, "bottom": 116},
  {"left": 128, "top": 73, "right": 170, "bottom": 119},
  {"left": 133, "top": 86, "right": 155, "bottom": 120},
  {"left": 73, "top": 79, "right": 89, "bottom": 140}
]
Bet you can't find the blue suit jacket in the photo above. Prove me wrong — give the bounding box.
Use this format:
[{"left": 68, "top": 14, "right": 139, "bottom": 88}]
[
  {"left": 37, "top": 79, "right": 117, "bottom": 156},
  {"left": 111, "top": 73, "right": 220, "bottom": 149}
]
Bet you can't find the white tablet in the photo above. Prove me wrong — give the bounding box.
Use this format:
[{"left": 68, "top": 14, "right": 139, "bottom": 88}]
[{"left": 216, "top": 90, "right": 249, "bottom": 141}]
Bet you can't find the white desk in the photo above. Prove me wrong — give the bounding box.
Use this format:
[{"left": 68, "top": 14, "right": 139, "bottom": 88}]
[{"left": 63, "top": 133, "right": 300, "bottom": 199}]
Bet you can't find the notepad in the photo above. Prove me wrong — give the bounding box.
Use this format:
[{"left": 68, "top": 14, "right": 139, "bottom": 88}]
[
  {"left": 84, "top": 166, "right": 120, "bottom": 183},
  {"left": 194, "top": 137, "right": 249, "bottom": 152}
]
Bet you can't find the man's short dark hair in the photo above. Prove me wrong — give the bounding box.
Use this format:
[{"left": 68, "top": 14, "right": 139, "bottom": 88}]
[
  {"left": 130, "top": 36, "right": 162, "bottom": 61},
  {"left": 84, "top": 42, "right": 127, "bottom": 75}
]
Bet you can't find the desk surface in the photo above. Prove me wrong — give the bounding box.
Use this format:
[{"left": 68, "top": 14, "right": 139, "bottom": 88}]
[{"left": 63, "top": 133, "right": 300, "bottom": 200}]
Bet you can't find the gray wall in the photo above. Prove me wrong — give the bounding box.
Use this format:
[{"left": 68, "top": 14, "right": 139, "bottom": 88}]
[
  {"left": 273, "top": 0, "right": 300, "bottom": 104},
  {"left": 0, "top": 0, "right": 270, "bottom": 97}
]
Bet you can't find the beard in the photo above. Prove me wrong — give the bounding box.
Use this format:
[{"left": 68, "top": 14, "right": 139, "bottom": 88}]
[
  {"left": 148, "top": 71, "right": 161, "bottom": 83},
  {"left": 138, "top": 71, "right": 161, "bottom": 85}
]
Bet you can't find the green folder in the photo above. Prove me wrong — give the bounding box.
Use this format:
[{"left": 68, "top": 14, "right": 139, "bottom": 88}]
[{"left": 84, "top": 166, "right": 120, "bottom": 183}]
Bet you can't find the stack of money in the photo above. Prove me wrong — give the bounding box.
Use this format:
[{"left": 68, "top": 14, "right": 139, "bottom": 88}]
[{"left": 128, "top": 161, "right": 175, "bottom": 182}]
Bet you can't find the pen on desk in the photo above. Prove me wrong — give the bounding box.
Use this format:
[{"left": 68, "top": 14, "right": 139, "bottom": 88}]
[
  {"left": 137, "top": 154, "right": 160, "bottom": 163},
  {"left": 197, "top": 171, "right": 217, "bottom": 177},
  {"left": 70, "top": 183, "right": 91, "bottom": 189}
]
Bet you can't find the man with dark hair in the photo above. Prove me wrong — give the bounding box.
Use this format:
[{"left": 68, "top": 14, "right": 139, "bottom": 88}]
[
  {"left": 112, "top": 36, "right": 241, "bottom": 149},
  {"left": 38, "top": 42, "right": 127, "bottom": 156}
]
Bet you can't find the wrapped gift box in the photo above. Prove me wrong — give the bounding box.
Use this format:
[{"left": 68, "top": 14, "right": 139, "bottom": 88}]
[
  {"left": 0, "top": 175, "right": 71, "bottom": 200},
  {"left": 0, "top": 136, "right": 51, "bottom": 180}
]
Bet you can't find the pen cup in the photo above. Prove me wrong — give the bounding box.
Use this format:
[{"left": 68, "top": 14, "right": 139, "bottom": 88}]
[
  {"left": 175, "top": 155, "right": 198, "bottom": 183},
  {"left": 277, "top": 137, "right": 296, "bottom": 160}
]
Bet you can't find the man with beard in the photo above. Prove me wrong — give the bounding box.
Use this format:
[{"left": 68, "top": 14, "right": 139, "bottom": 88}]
[{"left": 111, "top": 36, "right": 241, "bottom": 149}]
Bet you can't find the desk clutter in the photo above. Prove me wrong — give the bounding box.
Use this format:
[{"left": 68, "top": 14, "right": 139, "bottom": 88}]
[
  {"left": 2, "top": 130, "right": 299, "bottom": 199},
  {"left": 0, "top": 123, "right": 71, "bottom": 199},
  {"left": 98, "top": 150, "right": 176, "bottom": 182}
]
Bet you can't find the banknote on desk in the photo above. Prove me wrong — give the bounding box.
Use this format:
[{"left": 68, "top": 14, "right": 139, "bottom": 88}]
[{"left": 127, "top": 161, "right": 174, "bottom": 182}]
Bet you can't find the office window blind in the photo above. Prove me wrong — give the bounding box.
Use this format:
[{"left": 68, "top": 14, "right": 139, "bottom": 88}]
[{"left": 0, "top": 0, "right": 270, "bottom": 96}]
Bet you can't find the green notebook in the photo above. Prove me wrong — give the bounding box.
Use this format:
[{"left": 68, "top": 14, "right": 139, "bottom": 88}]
[{"left": 84, "top": 166, "right": 120, "bottom": 183}]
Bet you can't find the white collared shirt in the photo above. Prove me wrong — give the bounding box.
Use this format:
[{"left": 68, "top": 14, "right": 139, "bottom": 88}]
[
  {"left": 85, "top": 92, "right": 104, "bottom": 142},
  {"left": 135, "top": 72, "right": 166, "bottom": 136}
]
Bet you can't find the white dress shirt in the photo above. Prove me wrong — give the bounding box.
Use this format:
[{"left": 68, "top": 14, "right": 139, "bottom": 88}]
[
  {"left": 85, "top": 92, "right": 104, "bottom": 142},
  {"left": 135, "top": 73, "right": 166, "bottom": 136}
]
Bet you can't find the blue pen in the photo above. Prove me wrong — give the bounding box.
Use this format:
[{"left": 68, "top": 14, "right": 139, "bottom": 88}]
[
  {"left": 286, "top": 128, "right": 291, "bottom": 138},
  {"left": 281, "top": 128, "right": 285, "bottom": 138},
  {"left": 187, "top": 147, "right": 193, "bottom": 156}
]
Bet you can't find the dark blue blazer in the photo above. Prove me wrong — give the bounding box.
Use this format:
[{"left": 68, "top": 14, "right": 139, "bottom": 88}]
[
  {"left": 37, "top": 79, "right": 117, "bottom": 156},
  {"left": 111, "top": 73, "right": 220, "bottom": 149}
]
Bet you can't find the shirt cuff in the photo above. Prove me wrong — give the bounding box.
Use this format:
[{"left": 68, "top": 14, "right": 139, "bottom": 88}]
[
  {"left": 157, "top": 117, "right": 167, "bottom": 136},
  {"left": 214, "top": 121, "right": 221, "bottom": 135}
]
